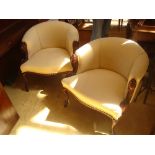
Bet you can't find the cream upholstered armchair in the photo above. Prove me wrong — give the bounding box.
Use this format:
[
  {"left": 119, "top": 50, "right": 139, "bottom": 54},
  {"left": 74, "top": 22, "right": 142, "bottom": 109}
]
[
  {"left": 20, "top": 20, "right": 79, "bottom": 91},
  {"left": 61, "top": 37, "right": 149, "bottom": 125}
]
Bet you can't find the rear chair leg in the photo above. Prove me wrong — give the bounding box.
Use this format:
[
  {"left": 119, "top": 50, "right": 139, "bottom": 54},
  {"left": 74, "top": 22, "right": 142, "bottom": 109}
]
[{"left": 22, "top": 73, "right": 29, "bottom": 92}]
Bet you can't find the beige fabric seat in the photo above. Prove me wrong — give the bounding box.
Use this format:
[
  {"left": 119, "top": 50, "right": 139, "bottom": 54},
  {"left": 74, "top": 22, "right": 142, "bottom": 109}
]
[
  {"left": 21, "top": 48, "right": 72, "bottom": 74},
  {"left": 62, "top": 69, "right": 127, "bottom": 120},
  {"left": 20, "top": 20, "right": 79, "bottom": 91},
  {"left": 61, "top": 37, "right": 149, "bottom": 121}
]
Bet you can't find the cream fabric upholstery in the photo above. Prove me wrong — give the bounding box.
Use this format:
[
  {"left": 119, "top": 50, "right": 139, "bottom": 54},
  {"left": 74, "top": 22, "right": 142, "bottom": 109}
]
[
  {"left": 62, "top": 69, "right": 127, "bottom": 120},
  {"left": 62, "top": 37, "right": 149, "bottom": 120},
  {"left": 20, "top": 20, "right": 79, "bottom": 74},
  {"left": 21, "top": 48, "right": 72, "bottom": 74},
  {"left": 76, "top": 38, "right": 148, "bottom": 78}
]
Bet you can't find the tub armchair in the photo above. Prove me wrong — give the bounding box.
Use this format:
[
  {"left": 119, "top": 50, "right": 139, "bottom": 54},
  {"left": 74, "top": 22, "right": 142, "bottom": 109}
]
[
  {"left": 20, "top": 20, "right": 79, "bottom": 91},
  {"left": 61, "top": 37, "right": 149, "bottom": 124}
]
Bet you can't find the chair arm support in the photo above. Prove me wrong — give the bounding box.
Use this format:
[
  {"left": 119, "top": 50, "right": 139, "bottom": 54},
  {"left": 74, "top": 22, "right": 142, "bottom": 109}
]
[
  {"left": 127, "top": 78, "right": 137, "bottom": 101},
  {"left": 20, "top": 42, "right": 28, "bottom": 63},
  {"left": 120, "top": 78, "right": 137, "bottom": 111},
  {"left": 70, "top": 53, "right": 78, "bottom": 74},
  {"left": 69, "top": 41, "right": 79, "bottom": 74}
]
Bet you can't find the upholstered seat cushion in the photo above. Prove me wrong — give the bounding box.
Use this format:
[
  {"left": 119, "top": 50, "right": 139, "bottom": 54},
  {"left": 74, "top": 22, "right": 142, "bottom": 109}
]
[
  {"left": 20, "top": 48, "right": 72, "bottom": 74},
  {"left": 62, "top": 69, "right": 127, "bottom": 120}
]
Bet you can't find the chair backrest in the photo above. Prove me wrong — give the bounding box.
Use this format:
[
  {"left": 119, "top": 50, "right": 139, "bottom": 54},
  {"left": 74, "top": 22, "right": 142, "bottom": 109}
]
[
  {"left": 22, "top": 20, "right": 79, "bottom": 58},
  {"left": 76, "top": 37, "right": 149, "bottom": 79}
]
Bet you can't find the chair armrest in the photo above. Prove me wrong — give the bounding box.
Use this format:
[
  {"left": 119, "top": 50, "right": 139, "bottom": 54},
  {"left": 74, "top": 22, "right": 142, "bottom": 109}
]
[
  {"left": 64, "top": 41, "right": 79, "bottom": 77},
  {"left": 128, "top": 53, "right": 149, "bottom": 102},
  {"left": 20, "top": 42, "right": 28, "bottom": 63},
  {"left": 66, "top": 28, "right": 79, "bottom": 56},
  {"left": 120, "top": 78, "right": 137, "bottom": 111},
  {"left": 70, "top": 52, "right": 78, "bottom": 74}
]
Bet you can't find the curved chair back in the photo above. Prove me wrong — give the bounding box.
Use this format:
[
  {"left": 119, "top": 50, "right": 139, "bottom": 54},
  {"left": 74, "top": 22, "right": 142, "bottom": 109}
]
[{"left": 22, "top": 20, "right": 79, "bottom": 58}]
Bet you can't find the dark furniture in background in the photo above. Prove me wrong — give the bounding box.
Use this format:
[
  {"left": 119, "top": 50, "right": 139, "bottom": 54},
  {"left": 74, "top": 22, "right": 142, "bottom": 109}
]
[
  {"left": 0, "top": 19, "right": 42, "bottom": 134},
  {"left": 127, "top": 19, "right": 155, "bottom": 42},
  {"left": 0, "top": 19, "right": 39, "bottom": 85},
  {"left": 127, "top": 19, "right": 155, "bottom": 103},
  {"left": 0, "top": 82, "right": 19, "bottom": 134}
]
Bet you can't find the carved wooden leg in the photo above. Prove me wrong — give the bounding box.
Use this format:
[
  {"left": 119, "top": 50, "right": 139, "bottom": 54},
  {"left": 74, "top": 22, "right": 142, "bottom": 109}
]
[
  {"left": 22, "top": 73, "right": 29, "bottom": 92},
  {"left": 63, "top": 89, "right": 69, "bottom": 107},
  {"left": 112, "top": 119, "right": 117, "bottom": 134}
]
